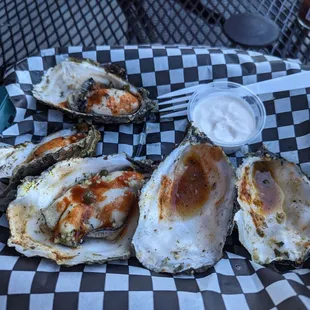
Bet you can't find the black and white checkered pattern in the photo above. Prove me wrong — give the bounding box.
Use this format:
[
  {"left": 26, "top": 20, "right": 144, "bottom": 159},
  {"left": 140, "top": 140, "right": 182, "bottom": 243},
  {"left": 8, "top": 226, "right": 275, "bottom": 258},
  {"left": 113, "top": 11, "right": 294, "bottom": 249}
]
[{"left": 0, "top": 45, "right": 310, "bottom": 309}]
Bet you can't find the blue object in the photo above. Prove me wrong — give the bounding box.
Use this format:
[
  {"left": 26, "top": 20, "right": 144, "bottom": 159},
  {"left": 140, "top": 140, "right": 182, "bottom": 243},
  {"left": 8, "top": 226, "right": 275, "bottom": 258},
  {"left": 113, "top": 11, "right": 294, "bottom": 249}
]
[
  {"left": 0, "top": 86, "right": 16, "bottom": 133},
  {"left": 224, "top": 13, "right": 280, "bottom": 47}
]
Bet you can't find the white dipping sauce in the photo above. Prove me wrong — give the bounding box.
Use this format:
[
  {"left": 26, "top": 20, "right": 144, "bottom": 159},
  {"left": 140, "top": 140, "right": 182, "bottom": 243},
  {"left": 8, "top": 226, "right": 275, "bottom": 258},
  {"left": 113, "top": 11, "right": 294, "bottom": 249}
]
[{"left": 192, "top": 93, "right": 256, "bottom": 143}]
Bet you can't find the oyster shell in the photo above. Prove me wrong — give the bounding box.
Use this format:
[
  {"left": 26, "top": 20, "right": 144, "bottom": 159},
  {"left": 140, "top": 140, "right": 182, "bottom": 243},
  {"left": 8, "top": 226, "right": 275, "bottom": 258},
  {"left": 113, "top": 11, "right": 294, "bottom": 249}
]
[
  {"left": 7, "top": 154, "right": 149, "bottom": 265},
  {"left": 132, "top": 126, "right": 236, "bottom": 273},
  {"left": 235, "top": 147, "right": 310, "bottom": 265},
  {"left": 0, "top": 142, "right": 34, "bottom": 184},
  {"left": 0, "top": 124, "right": 100, "bottom": 209},
  {"left": 33, "top": 59, "right": 155, "bottom": 124}
]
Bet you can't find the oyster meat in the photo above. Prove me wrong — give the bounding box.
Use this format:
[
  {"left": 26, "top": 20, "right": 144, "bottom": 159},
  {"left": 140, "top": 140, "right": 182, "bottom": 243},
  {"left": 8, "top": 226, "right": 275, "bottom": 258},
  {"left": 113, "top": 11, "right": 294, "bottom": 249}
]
[
  {"left": 132, "top": 126, "right": 236, "bottom": 273},
  {"left": 0, "top": 124, "right": 100, "bottom": 208},
  {"left": 235, "top": 147, "right": 310, "bottom": 265},
  {"left": 42, "top": 170, "right": 144, "bottom": 247},
  {"left": 33, "top": 59, "right": 154, "bottom": 124},
  {"left": 7, "top": 154, "right": 149, "bottom": 265}
]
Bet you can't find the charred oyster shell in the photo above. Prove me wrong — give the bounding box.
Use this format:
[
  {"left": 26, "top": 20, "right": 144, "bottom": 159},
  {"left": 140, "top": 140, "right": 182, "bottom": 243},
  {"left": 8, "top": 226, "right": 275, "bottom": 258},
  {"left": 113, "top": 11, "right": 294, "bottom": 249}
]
[
  {"left": 132, "top": 126, "right": 236, "bottom": 273},
  {"left": 32, "top": 58, "right": 155, "bottom": 124},
  {"left": 7, "top": 154, "right": 150, "bottom": 265},
  {"left": 42, "top": 169, "right": 145, "bottom": 248},
  {"left": 0, "top": 124, "right": 100, "bottom": 209},
  {"left": 235, "top": 146, "right": 310, "bottom": 265}
]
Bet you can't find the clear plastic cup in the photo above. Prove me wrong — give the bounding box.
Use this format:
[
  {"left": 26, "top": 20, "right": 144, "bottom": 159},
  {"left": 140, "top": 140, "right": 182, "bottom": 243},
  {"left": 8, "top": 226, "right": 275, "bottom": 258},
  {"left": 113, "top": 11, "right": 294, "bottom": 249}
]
[{"left": 187, "top": 81, "right": 266, "bottom": 154}]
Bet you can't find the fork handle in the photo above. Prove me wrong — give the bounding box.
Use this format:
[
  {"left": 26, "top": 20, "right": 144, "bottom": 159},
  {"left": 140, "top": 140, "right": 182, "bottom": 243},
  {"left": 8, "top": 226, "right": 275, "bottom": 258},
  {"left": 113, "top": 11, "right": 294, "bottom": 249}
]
[{"left": 246, "top": 71, "right": 310, "bottom": 95}]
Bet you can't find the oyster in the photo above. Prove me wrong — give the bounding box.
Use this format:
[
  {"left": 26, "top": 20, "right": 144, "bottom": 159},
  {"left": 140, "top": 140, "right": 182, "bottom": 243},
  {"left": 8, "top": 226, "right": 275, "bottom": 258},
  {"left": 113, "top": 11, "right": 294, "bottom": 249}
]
[
  {"left": 132, "top": 126, "right": 236, "bottom": 273},
  {"left": 7, "top": 154, "right": 150, "bottom": 265},
  {"left": 0, "top": 124, "right": 100, "bottom": 208},
  {"left": 235, "top": 147, "right": 310, "bottom": 265},
  {"left": 32, "top": 59, "right": 155, "bottom": 124},
  {"left": 42, "top": 170, "right": 144, "bottom": 247}
]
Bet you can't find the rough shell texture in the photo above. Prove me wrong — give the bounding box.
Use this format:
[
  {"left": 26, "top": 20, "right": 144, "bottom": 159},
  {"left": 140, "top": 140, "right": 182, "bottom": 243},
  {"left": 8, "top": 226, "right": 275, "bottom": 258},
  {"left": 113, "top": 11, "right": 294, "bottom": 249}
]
[
  {"left": 7, "top": 154, "right": 144, "bottom": 265},
  {"left": 32, "top": 58, "right": 155, "bottom": 124},
  {"left": 0, "top": 142, "right": 34, "bottom": 195},
  {"left": 0, "top": 142, "right": 34, "bottom": 179},
  {"left": 132, "top": 126, "right": 236, "bottom": 273},
  {"left": 0, "top": 124, "right": 100, "bottom": 209},
  {"left": 235, "top": 146, "right": 310, "bottom": 265}
]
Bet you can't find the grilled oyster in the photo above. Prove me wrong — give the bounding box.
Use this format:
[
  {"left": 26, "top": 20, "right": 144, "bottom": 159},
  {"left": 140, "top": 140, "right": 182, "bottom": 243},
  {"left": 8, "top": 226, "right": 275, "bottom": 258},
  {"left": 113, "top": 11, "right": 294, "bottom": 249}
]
[
  {"left": 0, "top": 124, "right": 100, "bottom": 209},
  {"left": 7, "top": 154, "right": 150, "bottom": 265},
  {"left": 235, "top": 147, "right": 310, "bottom": 266},
  {"left": 132, "top": 126, "right": 236, "bottom": 273},
  {"left": 32, "top": 59, "right": 154, "bottom": 124},
  {"left": 42, "top": 170, "right": 145, "bottom": 248}
]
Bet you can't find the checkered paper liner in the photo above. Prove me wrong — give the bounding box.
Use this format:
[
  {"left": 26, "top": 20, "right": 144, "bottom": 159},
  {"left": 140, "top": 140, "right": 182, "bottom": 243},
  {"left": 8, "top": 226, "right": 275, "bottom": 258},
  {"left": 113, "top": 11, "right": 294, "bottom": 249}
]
[{"left": 0, "top": 45, "right": 310, "bottom": 310}]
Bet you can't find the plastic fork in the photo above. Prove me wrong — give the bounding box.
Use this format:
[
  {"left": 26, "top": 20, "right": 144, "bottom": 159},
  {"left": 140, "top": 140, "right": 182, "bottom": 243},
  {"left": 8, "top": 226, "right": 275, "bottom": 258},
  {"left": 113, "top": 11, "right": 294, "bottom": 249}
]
[{"left": 158, "top": 71, "right": 310, "bottom": 118}]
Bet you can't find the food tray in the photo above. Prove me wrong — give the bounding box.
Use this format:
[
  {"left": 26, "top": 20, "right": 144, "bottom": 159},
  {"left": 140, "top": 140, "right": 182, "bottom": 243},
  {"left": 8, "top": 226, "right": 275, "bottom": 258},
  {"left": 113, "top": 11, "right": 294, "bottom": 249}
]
[{"left": 0, "top": 45, "right": 309, "bottom": 310}]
